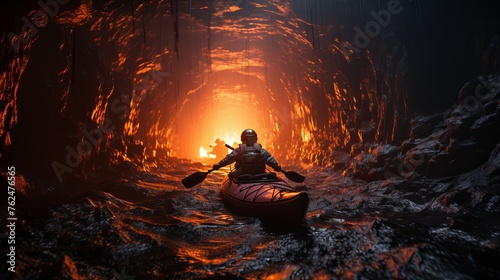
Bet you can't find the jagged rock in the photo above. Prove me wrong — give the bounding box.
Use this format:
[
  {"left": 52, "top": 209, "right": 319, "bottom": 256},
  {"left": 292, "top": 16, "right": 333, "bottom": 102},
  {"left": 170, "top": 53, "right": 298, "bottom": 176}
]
[
  {"left": 352, "top": 151, "right": 377, "bottom": 165},
  {"left": 426, "top": 140, "right": 490, "bottom": 178},
  {"left": 410, "top": 113, "right": 446, "bottom": 139},
  {"left": 371, "top": 144, "right": 400, "bottom": 165},
  {"left": 401, "top": 138, "right": 422, "bottom": 154},
  {"left": 330, "top": 151, "right": 351, "bottom": 171},
  {"left": 351, "top": 151, "right": 378, "bottom": 180},
  {"left": 404, "top": 140, "right": 441, "bottom": 174},
  {"left": 413, "top": 139, "right": 440, "bottom": 150},
  {"left": 349, "top": 144, "right": 401, "bottom": 181},
  {"left": 452, "top": 101, "right": 484, "bottom": 120},
  {"left": 446, "top": 116, "right": 476, "bottom": 140},
  {"left": 382, "top": 157, "right": 406, "bottom": 179}
]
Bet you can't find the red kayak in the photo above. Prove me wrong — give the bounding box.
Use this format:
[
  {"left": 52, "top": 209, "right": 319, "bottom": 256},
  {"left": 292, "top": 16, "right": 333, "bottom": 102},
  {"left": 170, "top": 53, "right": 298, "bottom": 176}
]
[{"left": 220, "top": 173, "right": 309, "bottom": 226}]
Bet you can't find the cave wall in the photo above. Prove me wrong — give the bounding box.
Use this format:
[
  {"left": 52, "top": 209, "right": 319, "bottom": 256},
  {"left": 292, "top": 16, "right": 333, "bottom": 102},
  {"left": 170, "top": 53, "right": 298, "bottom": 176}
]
[{"left": 1, "top": 0, "right": 498, "bottom": 182}]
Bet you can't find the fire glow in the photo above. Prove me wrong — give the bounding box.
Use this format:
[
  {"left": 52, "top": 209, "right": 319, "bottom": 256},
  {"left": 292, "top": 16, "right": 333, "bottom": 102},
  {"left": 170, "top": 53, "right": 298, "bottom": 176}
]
[
  {"left": 199, "top": 132, "right": 239, "bottom": 158},
  {"left": 199, "top": 147, "right": 215, "bottom": 158}
]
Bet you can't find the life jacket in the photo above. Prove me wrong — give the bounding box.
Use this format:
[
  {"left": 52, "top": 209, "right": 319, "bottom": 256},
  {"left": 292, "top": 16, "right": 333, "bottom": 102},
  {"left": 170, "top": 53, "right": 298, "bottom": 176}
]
[{"left": 236, "top": 143, "right": 266, "bottom": 175}]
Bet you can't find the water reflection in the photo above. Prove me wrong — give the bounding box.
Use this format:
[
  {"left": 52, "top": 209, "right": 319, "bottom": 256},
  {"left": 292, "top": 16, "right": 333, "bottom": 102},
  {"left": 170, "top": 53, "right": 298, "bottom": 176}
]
[{"left": 12, "top": 158, "right": 500, "bottom": 278}]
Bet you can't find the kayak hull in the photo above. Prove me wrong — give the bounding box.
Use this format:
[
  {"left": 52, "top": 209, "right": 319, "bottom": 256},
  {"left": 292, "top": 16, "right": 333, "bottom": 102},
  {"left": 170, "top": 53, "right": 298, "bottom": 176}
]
[{"left": 220, "top": 175, "right": 309, "bottom": 226}]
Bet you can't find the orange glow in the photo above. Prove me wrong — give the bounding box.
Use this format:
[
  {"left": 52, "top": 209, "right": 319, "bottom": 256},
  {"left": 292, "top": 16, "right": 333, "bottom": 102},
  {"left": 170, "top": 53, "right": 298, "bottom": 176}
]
[
  {"left": 199, "top": 132, "right": 239, "bottom": 158},
  {"left": 170, "top": 83, "right": 272, "bottom": 159},
  {"left": 265, "top": 265, "right": 298, "bottom": 279},
  {"left": 199, "top": 147, "right": 215, "bottom": 158},
  {"left": 374, "top": 247, "right": 417, "bottom": 279},
  {"left": 301, "top": 128, "right": 311, "bottom": 142},
  {"left": 224, "top": 132, "right": 239, "bottom": 147}
]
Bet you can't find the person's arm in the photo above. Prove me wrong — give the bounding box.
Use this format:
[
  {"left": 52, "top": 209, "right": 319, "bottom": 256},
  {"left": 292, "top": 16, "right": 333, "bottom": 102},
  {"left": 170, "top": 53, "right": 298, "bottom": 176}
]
[
  {"left": 261, "top": 148, "right": 281, "bottom": 172},
  {"left": 213, "top": 149, "right": 239, "bottom": 170}
]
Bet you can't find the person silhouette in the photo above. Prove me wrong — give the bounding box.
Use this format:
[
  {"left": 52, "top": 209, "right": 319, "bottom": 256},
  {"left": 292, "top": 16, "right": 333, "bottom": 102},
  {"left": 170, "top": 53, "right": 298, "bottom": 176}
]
[{"left": 209, "top": 138, "right": 227, "bottom": 161}]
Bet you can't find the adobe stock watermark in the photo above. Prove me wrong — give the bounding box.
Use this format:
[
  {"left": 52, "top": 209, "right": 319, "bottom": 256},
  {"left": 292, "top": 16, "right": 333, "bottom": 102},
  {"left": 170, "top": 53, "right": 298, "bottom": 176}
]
[
  {"left": 384, "top": 74, "right": 500, "bottom": 179},
  {"left": 259, "top": 105, "right": 296, "bottom": 139},
  {"left": 444, "top": 75, "right": 500, "bottom": 119},
  {"left": 338, "top": 0, "right": 408, "bottom": 62},
  {"left": 8, "top": 0, "right": 71, "bottom": 53},
  {"left": 51, "top": 70, "right": 168, "bottom": 182}
]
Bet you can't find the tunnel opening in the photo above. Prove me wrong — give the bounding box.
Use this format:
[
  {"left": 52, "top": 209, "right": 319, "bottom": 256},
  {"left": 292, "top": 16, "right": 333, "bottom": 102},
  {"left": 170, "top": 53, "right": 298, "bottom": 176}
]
[
  {"left": 170, "top": 70, "right": 274, "bottom": 159},
  {"left": 4, "top": 0, "right": 497, "bottom": 182}
]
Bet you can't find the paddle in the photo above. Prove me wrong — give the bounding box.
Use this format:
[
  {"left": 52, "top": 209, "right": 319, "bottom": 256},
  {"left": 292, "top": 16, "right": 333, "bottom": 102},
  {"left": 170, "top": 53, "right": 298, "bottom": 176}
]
[
  {"left": 182, "top": 169, "right": 214, "bottom": 188},
  {"left": 225, "top": 143, "right": 236, "bottom": 150},
  {"left": 281, "top": 170, "right": 305, "bottom": 183},
  {"left": 224, "top": 144, "right": 306, "bottom": 183}
]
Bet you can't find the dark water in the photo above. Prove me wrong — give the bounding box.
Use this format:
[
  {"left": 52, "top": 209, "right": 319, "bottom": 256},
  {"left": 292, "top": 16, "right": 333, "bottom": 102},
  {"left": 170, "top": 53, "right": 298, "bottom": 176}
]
[{"left": 7, "top": 158, "right": 500, "bottom": 279}]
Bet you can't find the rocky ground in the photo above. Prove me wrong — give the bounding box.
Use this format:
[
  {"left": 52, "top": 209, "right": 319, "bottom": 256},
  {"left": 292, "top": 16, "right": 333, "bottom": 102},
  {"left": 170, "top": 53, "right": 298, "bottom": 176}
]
[{"left": 324, "top": 74, "right": 500, "bottom": 217}]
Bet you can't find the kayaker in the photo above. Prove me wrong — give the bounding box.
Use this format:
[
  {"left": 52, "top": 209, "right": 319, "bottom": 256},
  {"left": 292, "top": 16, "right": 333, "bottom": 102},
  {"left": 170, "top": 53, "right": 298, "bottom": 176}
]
[
  {"left": 209, "top": 138, "right": 227, "bottom": 160},
  {"left": 212, "top": 129, "right": 282, "bottom": 177}
]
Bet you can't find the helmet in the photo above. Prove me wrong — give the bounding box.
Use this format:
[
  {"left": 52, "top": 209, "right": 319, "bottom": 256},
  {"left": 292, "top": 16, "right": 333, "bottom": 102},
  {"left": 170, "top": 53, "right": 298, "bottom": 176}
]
[
  {"left": 215, "top": 138, "right": 221, "bottom": 144},
  {"left": 241, "top": 129, "right": 258, "bottom": 144}
]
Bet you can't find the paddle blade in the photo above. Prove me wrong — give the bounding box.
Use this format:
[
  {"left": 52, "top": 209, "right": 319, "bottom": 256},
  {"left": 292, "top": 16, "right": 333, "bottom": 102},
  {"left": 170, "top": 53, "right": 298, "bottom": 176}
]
[
  {"left": 283, "top": 170, "right": 305, "bottom": 183},
  {"left": 182, "top": 171, "right": 209, "bottom": 188}
]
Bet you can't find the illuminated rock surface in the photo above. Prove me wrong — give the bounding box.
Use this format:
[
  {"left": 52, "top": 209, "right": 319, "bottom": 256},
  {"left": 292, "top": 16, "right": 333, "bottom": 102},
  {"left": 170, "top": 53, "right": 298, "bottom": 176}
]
[{"left": 1, "top": 0, "right": 500, "bottom": 278}]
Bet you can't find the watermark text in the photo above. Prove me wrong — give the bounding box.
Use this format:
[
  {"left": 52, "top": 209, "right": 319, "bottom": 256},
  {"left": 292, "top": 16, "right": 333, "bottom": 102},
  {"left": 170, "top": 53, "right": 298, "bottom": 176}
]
[{"left": 6, "top": 166, "right": 17, "bottom": 273}]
